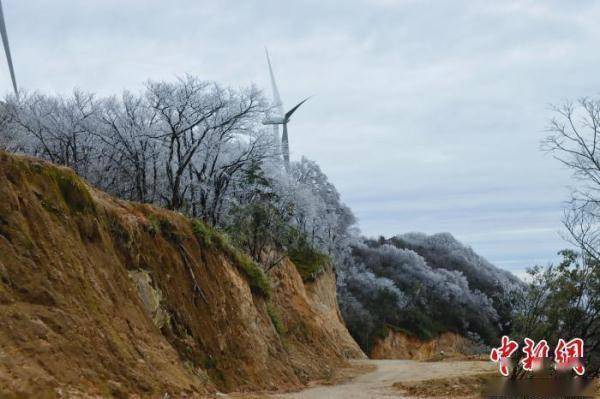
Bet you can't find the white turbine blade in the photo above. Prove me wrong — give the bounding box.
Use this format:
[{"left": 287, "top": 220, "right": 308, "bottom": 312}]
[
  {"left": 285, "top": 97, "right": 310, "bottom": 121},
  {"left": 265, "top": 48, "right": 284, "bottom": 116},
  {"left": 0, "top": 0, "right": 17, "bottom": 98}
]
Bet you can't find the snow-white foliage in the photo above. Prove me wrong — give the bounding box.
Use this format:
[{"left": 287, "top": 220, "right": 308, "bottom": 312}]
[
  {"left": 264, "top": 156, "right": 357, "bottom": 257},
  {"left": 397, "top": 232, "right": 522, "bottom": 294},
  {"left": 0, "top": 77, "right": 359, "bottom": 271},
  {"left": 337, "top": 233, "right": 523, "bottom": 350},
  {"left": 1, "top": 77, "right": 280, "bottom": 226}
]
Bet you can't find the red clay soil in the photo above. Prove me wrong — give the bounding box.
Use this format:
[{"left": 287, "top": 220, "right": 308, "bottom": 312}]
[{"left": 0, "top": 152, "right": 363, "bottom": 398}]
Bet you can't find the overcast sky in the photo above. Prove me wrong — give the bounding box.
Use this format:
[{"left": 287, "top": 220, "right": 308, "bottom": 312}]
[{"left": 3, "top": 0, "right": 600, "bottom": 276}]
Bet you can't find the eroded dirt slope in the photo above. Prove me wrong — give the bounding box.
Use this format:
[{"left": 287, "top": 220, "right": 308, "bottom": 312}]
[
  {"left": 0, "top": 152, "right": 363, "bottom": 398},
  {"left": 371, "top": 330, "right": 477, "bottom": 361}
]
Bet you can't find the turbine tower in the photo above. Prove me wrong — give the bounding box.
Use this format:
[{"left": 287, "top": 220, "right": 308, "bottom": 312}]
[
  {"left": 263, "top": 49, "right": 309, "bottom": 170},
  {"left": 0, "top": 0, "right": 17, "bottom": 98}
]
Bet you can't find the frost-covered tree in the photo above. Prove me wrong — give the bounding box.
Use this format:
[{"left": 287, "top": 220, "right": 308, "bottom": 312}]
[
  {"left": 287, "top": 157, "right": 357, "bottom": 256},
  {"left": 391, "top": 232, "right": 523, "bottom": 333},
  {"left": 2, "top": 77, "right": 356, "bottom": 279},
  {"left": 13, "top": 90, "right": 100, "bottom": 177},
  {"left": 5, "top": 77, "right": 279, "bottom": 228},
  {"left": 544, "top": 97, "right": 600, "bottom": 264},
  {"left": 0, "top": 100, "right": 18, "bottom": 151},
  {"left": 336, "top": 233, "right": 523, "bottom": 352},
  {"left": 144, "top": 76, "right": 271, "bottom": 220}
]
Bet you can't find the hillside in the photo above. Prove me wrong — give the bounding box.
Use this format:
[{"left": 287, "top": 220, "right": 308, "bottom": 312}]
[
  {"left": 338, "top": 234, "right": 523, "bottom": 356},
  {"left": 0, "top": 152, "right": 363, "bottom": 398}
]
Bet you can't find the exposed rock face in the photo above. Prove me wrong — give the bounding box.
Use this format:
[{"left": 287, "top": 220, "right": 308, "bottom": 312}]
[
  {"left": 0, "top": 152, "right": 363, "bottom": 398},
  {"left": 370, "top": 330, "right": 475, "bottom": 361}
]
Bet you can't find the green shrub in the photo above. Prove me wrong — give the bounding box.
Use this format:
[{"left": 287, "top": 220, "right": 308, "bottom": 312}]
[
  {"left": 202, "top": 356, "right": 217, "bottom": 370},
  {"left": 46, "top": 168, "right": 94, "bottom": 213},
  {"left": 158, "top": 217, "right": 179, "bottom": 242},
  {"left": 191, "top": 219, "right": 272, "bottom": 298},
  {"left": 145, "top": 213, "right": 180, "bottom": 242},
  {"left": 147, "top": 214, "right": 160, "bottom": 236},
  {"left": 192, "top": 219, "right": 215, "bottom": 246},
  {"left": 288, "top": 240, "right": 329, "bottom": 282},
  {"left": 231, "top": 249, "right": 272, "bottom": 298},
  {"left": 267, "top": 303, "right": 286, "bottom": 336}
]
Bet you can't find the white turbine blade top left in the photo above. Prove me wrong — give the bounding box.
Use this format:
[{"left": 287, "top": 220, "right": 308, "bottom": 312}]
[
  {"left": 0, "top": 0, "right": 17, "bottom": 98},
  {"left": 265, "top": 48, "right": 284, "bottom": 117}
]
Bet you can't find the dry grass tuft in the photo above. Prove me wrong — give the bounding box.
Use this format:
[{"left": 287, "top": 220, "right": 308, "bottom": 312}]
[{"left": 393, "top": 373, "right": 496, "bottom": 398}]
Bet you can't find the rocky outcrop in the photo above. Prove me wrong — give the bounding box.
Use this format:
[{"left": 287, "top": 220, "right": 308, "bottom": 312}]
[
  {"left": 371, "top": 330, "right": 475, "bottom": 361},
  {"left": 0, "top": 152, "right": 363, "bottom": 398}
]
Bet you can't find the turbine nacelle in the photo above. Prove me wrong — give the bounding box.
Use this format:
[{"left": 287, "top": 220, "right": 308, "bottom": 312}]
[
  {"left": 262, "top": 96, "right": 311, "bottom": 126},
  {"left": 262, "top": 116, "right": 285, "bottom": 125}
]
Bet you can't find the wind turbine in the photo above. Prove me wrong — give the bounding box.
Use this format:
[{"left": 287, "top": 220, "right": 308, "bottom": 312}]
[
  {"left": 0, "top": 0, "right": 17, "bottom": 98},
  {"left": 262, "top": 49, "right": 309, "bottom": 170}
]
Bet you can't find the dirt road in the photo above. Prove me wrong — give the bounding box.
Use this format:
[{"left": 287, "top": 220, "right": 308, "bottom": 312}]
[{"left": 269, "top": 360, "right": 495, "bottom": 399}]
